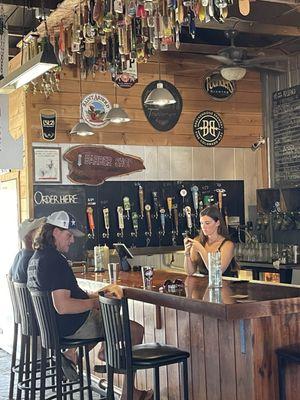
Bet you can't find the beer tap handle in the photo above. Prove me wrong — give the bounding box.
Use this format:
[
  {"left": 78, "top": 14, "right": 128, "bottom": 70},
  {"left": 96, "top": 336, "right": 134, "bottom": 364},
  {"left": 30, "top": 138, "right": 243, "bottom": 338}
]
[
  {"left": 152, "top": 191, "right": 159, "bottom": 218},
  {"left": 191, "top": 185, "right": 199, "bottom": 217},
  {"left": 131, "top": 211, "right": 139, "bottom": 237},
  {"left": 86, "top": 206, "right": 95, "bottom": 239},
  {"left": 159, "top": 208, "right": 166, "bottom": 235},
  {"left": 138, "top": 185, "right": 144, "bottom": 218},
  {"left": 102, "top": 207, "right": 110, "bottom": 238},
  {"left": 184, "top": 206, "right": 192, "bottom": 232},
  {"left": 173, "top": 204, "right": 179, "bottom": 235},
  {"left": 179, "top": 188, "right": 187, "bottom": 215},
  {"left": 167, "top": 197, "right": 173, "bottom": 217},
  {"left": 123, "top": 196, "right": 131, "bottom": 219},
  {"left": 145, "top": 204, "right": 152, "bottom": 235},
  {"left": 117, "top": 206, "right": 124, "bottom": 237}
]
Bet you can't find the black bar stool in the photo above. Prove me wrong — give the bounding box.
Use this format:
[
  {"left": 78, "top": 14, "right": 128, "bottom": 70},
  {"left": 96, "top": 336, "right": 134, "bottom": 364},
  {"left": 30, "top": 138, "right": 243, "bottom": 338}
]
[
  {"left": 30, "top": 289, "right": 105, "bottom": 400},
  {"left": 99, "top": 293, "right": 190, "bottom": 400},
  {"left": 6, "top": 276, "right": 21, "bottom": 400},
  {"left": 276, "top": 344, "right": 300, "bottom": 400}
]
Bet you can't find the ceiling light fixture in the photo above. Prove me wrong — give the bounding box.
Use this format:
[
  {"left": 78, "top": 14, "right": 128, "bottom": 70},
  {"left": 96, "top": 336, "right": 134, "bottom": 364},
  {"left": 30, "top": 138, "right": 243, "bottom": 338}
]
[
  {"left": 220, "top": 67, "right": 247, "bottom": 81},
  {"left": 70, "top": 64, "right": 94, "bottom": 136},
  {"left": 104, "top": 84, "right": 130, "bottom": 124},
  {"left": 144, "top": 12, "right": 176, "bottom": 107},
  {"left": 0, "top": 17, "right": 58, "bottom": 94}
]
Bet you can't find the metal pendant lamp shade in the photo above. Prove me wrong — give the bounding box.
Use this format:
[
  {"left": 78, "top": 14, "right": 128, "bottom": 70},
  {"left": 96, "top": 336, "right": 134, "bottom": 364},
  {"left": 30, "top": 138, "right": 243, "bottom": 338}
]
[
  {"left": 144, "top": 82, "right": 176, "bottom": 106},
  {"left": 70, "top": 119, "right": 94, "bottom": 136},
  {"left": 70, "top": 64, "right": 94, "bottom": 136},
  {"left": 104, "top": 84, "right": 130, "bottom": 123},
  {"left": 144, "top": 20, "right": 176, "bottom": 107},
  {"left": 105, "top": 103, "right": 130, "bottom": 123},
  {"left": 0, "top": 38, "right": 59, "bottom": 94}
]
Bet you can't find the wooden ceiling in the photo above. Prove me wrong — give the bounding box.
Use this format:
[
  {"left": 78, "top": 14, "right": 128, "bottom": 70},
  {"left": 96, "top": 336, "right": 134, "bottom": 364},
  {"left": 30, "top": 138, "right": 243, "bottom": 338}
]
[{"left": 3, "top": 0, "right": 300, "bottom": 59}]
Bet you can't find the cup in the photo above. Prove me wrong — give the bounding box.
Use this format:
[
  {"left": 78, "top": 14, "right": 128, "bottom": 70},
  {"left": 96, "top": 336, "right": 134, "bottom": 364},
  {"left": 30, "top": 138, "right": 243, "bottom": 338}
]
[
  {"left": 208, "top": 251, "right": 222, "bottom": 288},
  {"left": 108, "top": 263, "right": 120, "bottom": 284},
  {"left": 141, "top": 266, "right": 154, "bottom": 289}
]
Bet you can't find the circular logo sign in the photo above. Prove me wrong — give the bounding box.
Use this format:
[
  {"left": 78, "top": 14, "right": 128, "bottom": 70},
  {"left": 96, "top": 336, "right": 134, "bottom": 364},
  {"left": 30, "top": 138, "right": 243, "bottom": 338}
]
[
  {"left": 193, "top": 111, "right": 224, "bottom": 147},
  {"left": 204, "top": 72, "right": 236, "bottom": 101},
  {"left": 81, "top": 93, "right": 111, "bottom": 128}
]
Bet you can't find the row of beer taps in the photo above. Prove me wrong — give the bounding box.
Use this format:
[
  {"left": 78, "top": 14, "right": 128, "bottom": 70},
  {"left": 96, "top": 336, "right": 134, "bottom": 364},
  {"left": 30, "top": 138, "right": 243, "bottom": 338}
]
[{"left": 86, "top": 183, "right": 227, "bottom": 246}]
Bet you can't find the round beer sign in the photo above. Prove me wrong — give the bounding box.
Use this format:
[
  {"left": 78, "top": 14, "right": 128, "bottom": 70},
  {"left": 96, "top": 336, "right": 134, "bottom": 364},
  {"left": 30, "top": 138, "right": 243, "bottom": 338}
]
[
  {"left": 81, "top": 93, "right": 111, "bottom": 128},
  {"left": 204, "top": 72, "right": 236, "bottom": 101},
  {"left": 193, "top": 110, "right": 224, "bottom": 147}
]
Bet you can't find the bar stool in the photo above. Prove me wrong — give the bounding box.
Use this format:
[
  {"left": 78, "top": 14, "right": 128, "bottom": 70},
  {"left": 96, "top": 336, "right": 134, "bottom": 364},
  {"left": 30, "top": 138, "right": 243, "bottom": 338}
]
[
  {"left": 276, "top": 344, "right": 300, "bottom": 400},
  {"left": 99, "top": 293, "right": 190, "bottom": 400},
  {"left": 6, "top": 276, "right": 21, "bottom": 400},
  {"left": 30, "top": 288, "right": 105, "bottom": 400}
]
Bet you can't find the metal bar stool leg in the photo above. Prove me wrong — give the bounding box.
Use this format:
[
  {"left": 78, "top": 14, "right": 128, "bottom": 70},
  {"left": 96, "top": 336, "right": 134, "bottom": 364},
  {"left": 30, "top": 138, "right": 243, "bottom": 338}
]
[
  {"left": 84, "top": 345, "right": 93, "bottom": 400},
  {"left": 16, "top": 334, "right": 26, "bottom": 400},
  {"left": 39, "top": 347, "right": 47, "bottom": 400},
  {"left": 153, "top": 367, "right": 160, "bottom": 400},
  {"left": 277, "top": 355, "right": 286, "bottom": 400},
  {"left": 56, "top": 349, "right": 63, "bottom": 400},
  {"left": 182, "top": 359, "right": 189, "bottom": 400},
  {"left": 29, "top": 334, "right": 38, "bottom": 400},
  {"left": 126, "top": 368, "right": 134, "bottom": 400},
  {"left": 24, "top": 336, "right": 31, "bottom": 400},
  {"left": 78, "top": 346, "right": 84, "bottom": 400},
  {"left": 9, "top": 322, "right": 19, "bottom": 400}
]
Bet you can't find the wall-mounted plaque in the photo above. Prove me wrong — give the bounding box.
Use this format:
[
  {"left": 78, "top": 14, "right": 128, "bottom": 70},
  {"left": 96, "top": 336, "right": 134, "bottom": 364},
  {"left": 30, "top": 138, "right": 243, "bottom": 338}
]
[
  {"left": 272, "top": 85, "right": 300, "bottom": 187},
  {"left": 33, "top": 147, "right": 62, "bottom": 183},
  {"left": 40, "top": 109, "right": 57, "bottom": 140},
  {"left": 64, "top": 145, "right": 145, "bottom": 185},
  {"left": 142, "top": 80, "right": 183, "bottom": 132},
  {"left": 81, "top": 93, "right": 111, "bottom": 128},
  {"left": 204, "top": 72, "right": 236, "bottom": 101},
  {"left": 193, "top": 110, "right": 224, "bottom": 147}
]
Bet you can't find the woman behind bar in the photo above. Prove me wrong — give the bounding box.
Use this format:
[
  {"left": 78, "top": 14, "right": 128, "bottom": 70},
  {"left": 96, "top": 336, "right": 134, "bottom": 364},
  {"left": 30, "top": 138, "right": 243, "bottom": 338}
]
[{"left": 184, "top": 205, "right": 239, "bottom": 277}]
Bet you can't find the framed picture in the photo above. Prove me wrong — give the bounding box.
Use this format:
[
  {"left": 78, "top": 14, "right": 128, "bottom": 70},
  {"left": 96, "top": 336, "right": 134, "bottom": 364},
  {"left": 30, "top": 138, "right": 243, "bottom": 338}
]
[{"left": 33, "top": 147, "right": 62, "bottom": 183}]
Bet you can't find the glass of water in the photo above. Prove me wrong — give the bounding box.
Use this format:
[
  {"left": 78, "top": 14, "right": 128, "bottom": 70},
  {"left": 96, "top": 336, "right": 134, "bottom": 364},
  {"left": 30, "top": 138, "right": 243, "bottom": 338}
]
[{"left": 208, "top": 251, "right": 222, "bottom": 288}]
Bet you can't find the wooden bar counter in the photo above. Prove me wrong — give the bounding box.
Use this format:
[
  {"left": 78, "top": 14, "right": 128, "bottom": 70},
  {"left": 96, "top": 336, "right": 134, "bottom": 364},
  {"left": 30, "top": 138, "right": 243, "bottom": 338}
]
[{"left": 77, "top": 270, "right": 300, "bottom": 400}]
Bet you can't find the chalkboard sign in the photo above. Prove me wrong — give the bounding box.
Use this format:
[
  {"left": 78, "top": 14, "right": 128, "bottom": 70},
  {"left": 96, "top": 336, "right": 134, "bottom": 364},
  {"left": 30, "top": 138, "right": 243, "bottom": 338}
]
[
  {"left": 33, "top": 185, "right": 86, "bottom": 261},
  {"left": 142, "top": 80, "right": 183, "bottom": 132},
  {"left": 272, "top": 85, "right": 300, "bottom": 187}
]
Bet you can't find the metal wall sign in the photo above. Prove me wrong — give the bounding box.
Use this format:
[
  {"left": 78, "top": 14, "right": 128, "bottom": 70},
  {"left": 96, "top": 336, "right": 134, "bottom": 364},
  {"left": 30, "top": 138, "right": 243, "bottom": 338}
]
[
  {"left": 40, "top": 109, "right": 57, "bottom": 141},
  {"left": 204, "top": 72, "right": 236, "bottom": 101},
  {"left": 142, "top": 80, "right": 183, "bottom": 132},
  {"left": 81, "top": 93, "right": 111, "bottom": 128},
  {"left": 193, "top": 110, "right": 224, "bottom": 147}
]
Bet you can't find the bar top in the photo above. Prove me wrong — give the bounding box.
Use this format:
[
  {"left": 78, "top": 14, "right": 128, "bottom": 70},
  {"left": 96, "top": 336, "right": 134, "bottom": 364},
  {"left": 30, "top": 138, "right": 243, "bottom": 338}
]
[{"left": 77, "top": 269, "right": 300, "bottom": 321}]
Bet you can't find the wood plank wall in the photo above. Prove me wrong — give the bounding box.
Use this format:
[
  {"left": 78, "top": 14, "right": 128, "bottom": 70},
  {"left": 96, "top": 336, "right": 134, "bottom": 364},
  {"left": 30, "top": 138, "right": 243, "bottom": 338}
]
[{"left": 28, "top": 52, "right": 263, "bottom": 148}]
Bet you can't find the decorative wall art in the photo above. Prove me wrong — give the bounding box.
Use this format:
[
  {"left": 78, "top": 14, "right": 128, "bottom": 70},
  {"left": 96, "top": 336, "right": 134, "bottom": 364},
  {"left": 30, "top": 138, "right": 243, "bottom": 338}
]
[
  {"left": 81, "top": 93, "right": 111, "bottom": 128},
  {"left": 204, "top": 72, "right": 236, "bottom": 101},
  {"left": 63, "top": 145, "right": 145, "bottom": 185},
  {"left": 142, "top": 80, "right": 183, "bottom": 132},
  {"left": 193, "top": 111, "right": 224, "bottom": 147},
  {"left": 40, "top": 109, "right": 57, "bottom": 140},
  {"left": 33, "top": 147, "right": 62, "bottom": 183}
]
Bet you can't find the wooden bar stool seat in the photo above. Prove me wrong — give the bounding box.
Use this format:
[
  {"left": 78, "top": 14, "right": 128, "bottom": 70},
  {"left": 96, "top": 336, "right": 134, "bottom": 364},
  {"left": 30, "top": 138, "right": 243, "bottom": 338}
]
[
  {"left": 99, "top": 293, "right": 190, "bottom": 400},
  {"left": 276, "top": 343, "right": 300, "bottom": 400}
]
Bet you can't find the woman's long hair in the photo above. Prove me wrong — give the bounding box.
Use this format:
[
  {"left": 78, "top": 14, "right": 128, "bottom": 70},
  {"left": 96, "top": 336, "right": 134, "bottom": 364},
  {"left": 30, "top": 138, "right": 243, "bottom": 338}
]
[
  {"left": 33, "top": 223, "right": 57, "bottom": 250},
  {"left": 199, "top": 206, "right": 230, "bottom": 246}
]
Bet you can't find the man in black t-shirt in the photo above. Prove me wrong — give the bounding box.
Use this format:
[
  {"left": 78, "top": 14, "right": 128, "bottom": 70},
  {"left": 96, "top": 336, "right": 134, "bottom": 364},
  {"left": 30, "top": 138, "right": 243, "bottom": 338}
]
[{"left": 9, "top": 217, "right": 45, "bottom": 283}]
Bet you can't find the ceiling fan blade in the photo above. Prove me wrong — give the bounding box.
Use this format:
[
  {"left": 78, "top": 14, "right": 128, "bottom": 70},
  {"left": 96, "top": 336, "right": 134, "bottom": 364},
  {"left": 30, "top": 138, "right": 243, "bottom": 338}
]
[
  {"left": 205, "top": 55, "right": 234, "bottom": 65},
  {"left": 242, "top": 55, "right": 288, "bottom": 66},
  {"left": 249, "top": 65, "right": 286, "bottom": 73}
]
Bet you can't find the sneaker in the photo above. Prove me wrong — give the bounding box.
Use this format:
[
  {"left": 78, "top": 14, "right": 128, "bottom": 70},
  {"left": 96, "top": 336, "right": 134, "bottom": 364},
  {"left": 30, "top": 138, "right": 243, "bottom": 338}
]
[{"left": 61, "top": 353, "right": 79, "bottom": 382}]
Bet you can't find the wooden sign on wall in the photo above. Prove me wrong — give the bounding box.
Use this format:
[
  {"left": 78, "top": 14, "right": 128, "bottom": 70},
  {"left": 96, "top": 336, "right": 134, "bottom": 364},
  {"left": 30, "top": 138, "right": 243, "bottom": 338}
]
[{"left": 63, "top": 145, "right": 145, "bottom": 185}]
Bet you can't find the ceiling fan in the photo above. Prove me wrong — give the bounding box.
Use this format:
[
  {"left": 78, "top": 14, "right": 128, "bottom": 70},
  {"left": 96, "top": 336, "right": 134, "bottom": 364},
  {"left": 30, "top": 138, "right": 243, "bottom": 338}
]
[{"left": 206, "top": 30, "right": 288, "bottom": 80}]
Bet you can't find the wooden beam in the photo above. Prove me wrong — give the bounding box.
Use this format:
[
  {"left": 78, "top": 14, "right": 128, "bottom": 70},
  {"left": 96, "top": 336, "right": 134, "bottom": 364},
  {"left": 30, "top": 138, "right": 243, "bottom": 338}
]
[{"left": 195, "top": 19, "right": 300, "bottom": 37}]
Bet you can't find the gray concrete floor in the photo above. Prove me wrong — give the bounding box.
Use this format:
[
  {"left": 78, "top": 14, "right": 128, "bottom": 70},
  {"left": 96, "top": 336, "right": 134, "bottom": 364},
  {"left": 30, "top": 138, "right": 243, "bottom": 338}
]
[{"left": 0, "top": 349, "right": 105, "bottom": 399}]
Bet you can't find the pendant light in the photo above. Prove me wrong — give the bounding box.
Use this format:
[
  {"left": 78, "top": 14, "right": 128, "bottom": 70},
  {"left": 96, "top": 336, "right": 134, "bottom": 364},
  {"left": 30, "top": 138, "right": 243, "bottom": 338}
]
[
  {"left": 144, "top": 12, "right": 176, "bottom": 107},
  {"left": 70, "top": 65, "right": 94, "bottom": 136},
  {"left": 104, "top": 83, "right": 130, "bottom": 124}
]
